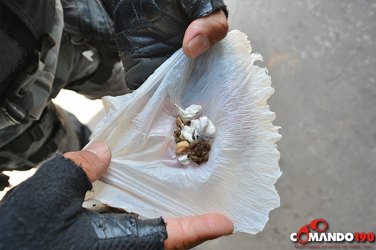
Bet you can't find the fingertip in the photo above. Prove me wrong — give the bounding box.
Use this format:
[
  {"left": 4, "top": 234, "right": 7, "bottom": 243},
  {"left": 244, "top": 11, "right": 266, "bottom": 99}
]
[
  {"left": 184, "top": 34, "right": 210, "bottom": 58},
  {"left": 183, "top": 21, "right": 202, "bottom": 58},
  {"left": 183, "top": 10, "right": 229, "bottom": 58},
  {"left": 207, "top": 214, "right": 234, "bottom": 235}
]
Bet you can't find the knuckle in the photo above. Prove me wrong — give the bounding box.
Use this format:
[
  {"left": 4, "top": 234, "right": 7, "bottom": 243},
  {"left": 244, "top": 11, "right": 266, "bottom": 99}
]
[
  {"left": 213, "top": 13, "right": 229, "bottom": 39},
  {"left": 218, "top": 20, "right": 229, "bottom": 38}
]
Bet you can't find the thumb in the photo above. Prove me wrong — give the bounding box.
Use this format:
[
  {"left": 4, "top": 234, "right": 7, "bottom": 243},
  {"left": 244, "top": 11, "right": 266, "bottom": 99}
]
[
  {"left": 64, "top": 142, "right": 112, "bottom": 182},
  {"left": 164, "top": 213, "right": 234, "bottom": 250},
  {"left": 183, "top": 10, "right": 228, "bottom": 58}
]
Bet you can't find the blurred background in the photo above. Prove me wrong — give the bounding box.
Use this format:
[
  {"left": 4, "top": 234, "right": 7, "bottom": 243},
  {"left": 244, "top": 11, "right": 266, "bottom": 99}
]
[{"left": 1, "top": 1, "right": 375, "bottom": 249}]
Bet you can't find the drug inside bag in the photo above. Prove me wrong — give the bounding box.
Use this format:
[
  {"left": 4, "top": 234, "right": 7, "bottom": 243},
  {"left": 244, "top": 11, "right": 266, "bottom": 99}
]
[{"left": 88, "top": 30, "right": 282, "bottom": 234}]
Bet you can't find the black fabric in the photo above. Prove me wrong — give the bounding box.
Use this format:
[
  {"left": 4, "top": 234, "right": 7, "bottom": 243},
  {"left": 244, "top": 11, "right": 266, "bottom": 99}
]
[
  {"left": 0, "top": 2, "right": 39, "bottom": 121},
  {"left": 0, "top": 0, "right": 59, "bottom": 129},
  {"left": 0, "top": 102, "right": 79, "bottom": 171},
  {"left": 66, "top": 111, "right": 91, "bottom": 148},
  {"left": 113, "top": 0, "right": 228, "bottom": 90},
  {"left": 101, "top": 0, "right": 115, "bottom": 19},
  {"left": 0, "top": 0, "right": 119, "bottom": 169},
  {"left": 56, "top": 0, "right": 129, "bottom": 99},
  {"left": 0, "top": 2, "right": 37, "bottom": 56},
  {"left": 61, "top": 0, "right": 119, "bottom": 83},
  {"left": 0, "top": 154, "right": 167, "bottom": 249},
  {"left": 0, "top": 0, "right": 57, "bottom": 40}
]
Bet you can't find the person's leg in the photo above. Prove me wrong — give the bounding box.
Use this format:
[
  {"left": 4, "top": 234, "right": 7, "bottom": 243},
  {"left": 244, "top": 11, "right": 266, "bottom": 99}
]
[
  {"left": 0, "top": 173, "right": 10, "bottom": 191},
  {"left": 0, "top": 102, "right": 90, "bottom": 189},
  {"left": 57, "top": 104, "right": 91, "bottom": 151}
]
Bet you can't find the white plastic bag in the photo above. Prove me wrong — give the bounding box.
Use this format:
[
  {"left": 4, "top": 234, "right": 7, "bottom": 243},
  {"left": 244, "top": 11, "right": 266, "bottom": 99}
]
[{"left": 88, "top": 30, "right": 281, "bottom": 234}]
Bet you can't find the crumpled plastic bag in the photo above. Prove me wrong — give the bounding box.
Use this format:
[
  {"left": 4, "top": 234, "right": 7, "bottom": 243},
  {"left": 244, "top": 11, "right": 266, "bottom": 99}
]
[{"left": 87, "top": 30, "right": 282, "bottom": 234}]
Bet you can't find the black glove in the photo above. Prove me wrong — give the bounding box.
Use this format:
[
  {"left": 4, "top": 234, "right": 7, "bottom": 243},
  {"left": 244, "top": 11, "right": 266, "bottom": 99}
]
[
  {"left": 0, "top": 154, "right": 167, "bottom": 249},
  {"left": 112, "top": 0, "right": 228, "bottom": 90}
]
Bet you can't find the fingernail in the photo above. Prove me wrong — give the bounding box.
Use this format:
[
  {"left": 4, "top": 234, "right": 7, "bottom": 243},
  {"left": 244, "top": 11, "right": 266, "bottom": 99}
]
[
  {"left": 187, "top": 35, "right": 210, "bottom": 58},
  {"left": 85, "top": 142, "right": 110, "bottom": 157}
]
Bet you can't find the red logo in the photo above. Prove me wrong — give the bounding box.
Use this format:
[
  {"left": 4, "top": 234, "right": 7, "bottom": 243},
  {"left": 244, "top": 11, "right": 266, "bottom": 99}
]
[
  {"left": 297, "top": 218, "right": 329, "bottom": 244},
  {"left": 290, "top": 218, "right": 375, "bottom": 245}
]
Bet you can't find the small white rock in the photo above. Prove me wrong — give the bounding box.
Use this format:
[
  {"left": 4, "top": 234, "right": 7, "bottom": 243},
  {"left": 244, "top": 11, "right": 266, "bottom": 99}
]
[
  {"left": 181, "top": 125, "right": 194, "bottom": 142},
  {"left": 175, "top": 104, "right": 202, "bottom": 122},
  {"left": 178, "top": 154, "right": 191, "bottom": 165},
  {"left": 190, "top": 116, "right": 216, "bottom": 138}
]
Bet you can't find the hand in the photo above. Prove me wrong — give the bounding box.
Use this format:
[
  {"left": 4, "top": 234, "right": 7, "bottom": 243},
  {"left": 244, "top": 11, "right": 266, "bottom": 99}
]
[
  {"left": 183, "top": 10, "right": 229, "bottom": 58},
  {"left": 65, "top": 142, "right": 234, "bottom": 249},
  {"left": 0, "top": 142, "right": 233, "bottom": 249}
]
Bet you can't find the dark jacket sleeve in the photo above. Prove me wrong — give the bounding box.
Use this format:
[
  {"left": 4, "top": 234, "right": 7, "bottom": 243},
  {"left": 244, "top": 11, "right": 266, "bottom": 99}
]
[
  {"left": 112, "top": 0, "right": 228, "bottom": 90},
  {"left": 0, "top": 154, "right": 167, "bottom": 250}
]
